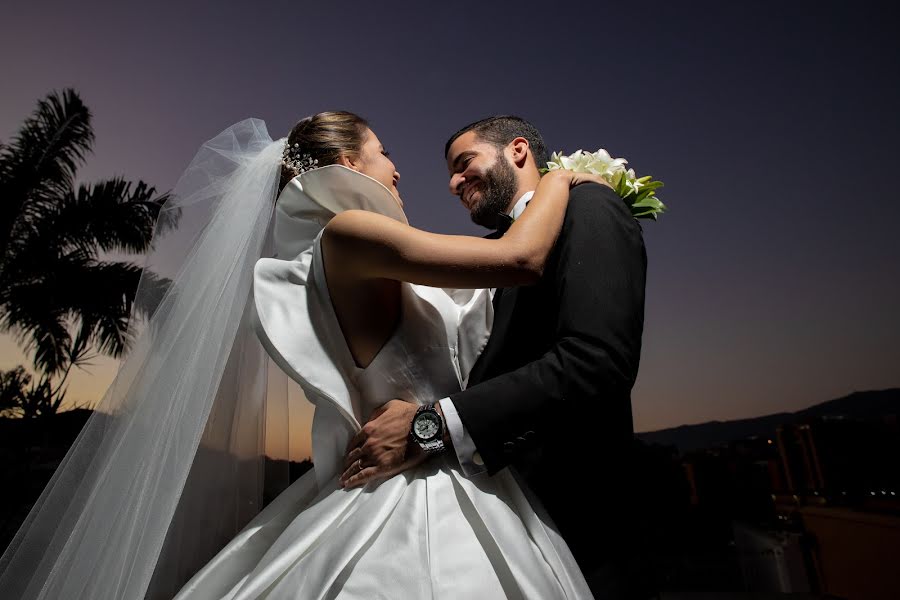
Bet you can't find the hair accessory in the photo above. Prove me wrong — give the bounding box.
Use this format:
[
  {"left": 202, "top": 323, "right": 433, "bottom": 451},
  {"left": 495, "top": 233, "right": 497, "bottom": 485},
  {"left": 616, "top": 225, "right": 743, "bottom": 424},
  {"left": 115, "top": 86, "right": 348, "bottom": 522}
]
[{"left": 282, "top": 142, "right": 319, "bottom": 175}]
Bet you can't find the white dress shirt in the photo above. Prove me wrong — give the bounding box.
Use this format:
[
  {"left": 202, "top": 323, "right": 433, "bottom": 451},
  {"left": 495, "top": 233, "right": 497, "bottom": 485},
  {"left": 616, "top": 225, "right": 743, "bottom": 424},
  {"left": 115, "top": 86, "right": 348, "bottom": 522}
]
[{"left": 439, "top": 191, "right": 534, "bottom": 476}]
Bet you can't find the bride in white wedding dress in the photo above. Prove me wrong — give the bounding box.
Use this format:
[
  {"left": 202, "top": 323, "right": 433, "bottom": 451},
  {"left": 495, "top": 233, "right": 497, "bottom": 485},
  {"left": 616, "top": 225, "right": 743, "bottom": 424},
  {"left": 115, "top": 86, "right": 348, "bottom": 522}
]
[
  {"left": 178, "top": 109, "right": 608, "bottom": 600},
  {"left": 174, "top": 111, "right": 609, "bottom": 599},
  {"left": 0, "top": 112, "right": 607, "bottom": 600}
]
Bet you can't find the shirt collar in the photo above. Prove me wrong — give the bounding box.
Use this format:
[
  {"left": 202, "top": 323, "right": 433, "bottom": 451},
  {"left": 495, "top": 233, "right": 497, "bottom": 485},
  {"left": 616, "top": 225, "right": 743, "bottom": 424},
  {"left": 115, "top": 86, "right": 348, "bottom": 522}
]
[{"left": 509, "top": 190, "right": 534, "bottom": 221}]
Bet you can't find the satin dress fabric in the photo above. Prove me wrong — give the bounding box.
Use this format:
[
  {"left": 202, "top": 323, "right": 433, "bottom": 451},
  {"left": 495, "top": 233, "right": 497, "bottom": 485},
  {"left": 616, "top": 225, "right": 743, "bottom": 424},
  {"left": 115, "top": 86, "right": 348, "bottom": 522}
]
[{"left": 173, "top": 166, "right": 593, "bottom": 599}]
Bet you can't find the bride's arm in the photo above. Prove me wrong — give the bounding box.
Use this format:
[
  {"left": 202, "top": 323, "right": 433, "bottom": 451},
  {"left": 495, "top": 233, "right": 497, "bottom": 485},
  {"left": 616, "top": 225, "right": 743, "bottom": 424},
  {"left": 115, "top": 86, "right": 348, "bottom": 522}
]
[{"left": 322, "top": 170, "right": 609, "bottom": 289}]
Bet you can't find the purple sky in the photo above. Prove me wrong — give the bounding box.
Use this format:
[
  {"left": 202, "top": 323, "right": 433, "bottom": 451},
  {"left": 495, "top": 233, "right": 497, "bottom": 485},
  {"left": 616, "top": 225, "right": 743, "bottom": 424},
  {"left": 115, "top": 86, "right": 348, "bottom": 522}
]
[{"left": 2, "top": 0, "right": 899, "bottom": 439}]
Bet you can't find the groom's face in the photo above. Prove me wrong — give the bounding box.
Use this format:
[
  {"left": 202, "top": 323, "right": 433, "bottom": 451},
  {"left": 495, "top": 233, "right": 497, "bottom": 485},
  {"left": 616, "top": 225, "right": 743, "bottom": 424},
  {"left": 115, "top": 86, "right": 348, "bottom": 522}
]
[{"left": 446, "top": 131, "right": 518, "bottom": 230}]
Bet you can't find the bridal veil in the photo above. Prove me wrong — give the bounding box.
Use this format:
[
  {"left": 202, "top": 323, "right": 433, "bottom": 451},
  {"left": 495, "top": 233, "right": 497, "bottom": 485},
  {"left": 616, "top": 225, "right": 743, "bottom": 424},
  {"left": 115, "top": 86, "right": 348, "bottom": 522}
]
[{"left": 0, "top": 119, "right": 294, "bottom": 599}]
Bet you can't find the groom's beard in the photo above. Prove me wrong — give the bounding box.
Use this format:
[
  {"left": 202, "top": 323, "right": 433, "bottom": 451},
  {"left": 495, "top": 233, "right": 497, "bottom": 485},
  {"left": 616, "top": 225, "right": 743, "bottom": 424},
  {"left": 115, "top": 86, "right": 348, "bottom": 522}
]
[{"left": 469, "top": 157, "right": 518, "bottom": 230}]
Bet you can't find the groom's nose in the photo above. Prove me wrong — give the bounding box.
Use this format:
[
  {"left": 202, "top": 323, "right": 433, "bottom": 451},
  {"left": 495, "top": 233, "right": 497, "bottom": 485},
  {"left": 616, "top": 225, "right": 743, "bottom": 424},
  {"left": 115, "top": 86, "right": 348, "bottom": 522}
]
[{"left": 449, "top": 173, "right": 464, "bottom": 196}]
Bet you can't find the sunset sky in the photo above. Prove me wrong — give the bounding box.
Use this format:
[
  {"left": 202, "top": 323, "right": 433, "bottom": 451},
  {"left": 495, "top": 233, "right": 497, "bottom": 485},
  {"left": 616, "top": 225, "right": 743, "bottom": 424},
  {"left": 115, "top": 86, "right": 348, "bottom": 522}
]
[{"left": 2, "top": 1, "right": 898, "bottom": 460}]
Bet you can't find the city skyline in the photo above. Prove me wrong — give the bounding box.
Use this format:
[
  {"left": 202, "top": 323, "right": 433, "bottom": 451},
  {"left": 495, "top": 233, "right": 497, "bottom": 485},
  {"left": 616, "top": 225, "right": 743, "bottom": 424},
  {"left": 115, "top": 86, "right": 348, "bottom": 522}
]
[{"left": 2, "top": 1, "right": 899, "bottom": 452}]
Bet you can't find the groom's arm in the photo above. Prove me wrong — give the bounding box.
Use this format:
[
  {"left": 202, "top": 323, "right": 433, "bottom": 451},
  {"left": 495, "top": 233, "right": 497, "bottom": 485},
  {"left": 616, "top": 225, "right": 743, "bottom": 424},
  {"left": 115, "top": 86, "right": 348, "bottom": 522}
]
[
  {"left": 448, "top": 183, "right": 647, "bottom": 475},
  {"left": 438, "top": 397, "right": 485, "bottom": 473}
]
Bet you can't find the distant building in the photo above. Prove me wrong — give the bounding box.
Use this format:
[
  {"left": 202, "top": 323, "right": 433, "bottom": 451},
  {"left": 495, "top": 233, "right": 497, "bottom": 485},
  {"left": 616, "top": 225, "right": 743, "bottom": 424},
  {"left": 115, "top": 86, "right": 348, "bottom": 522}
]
[
  {"left": 769, "top": 418, "right": 900, "bottom": 598},
  {"left": 775, "top": 419, "right": 900, "bottom": 509},
  {"left": 646, "top": 399, "right": 900, "bottom": 596},
  {"left": 680, "top": 437, "right": 778, "bottom": 522},
  {"left": 732, "top": 522, "right": 811, "bottom": 593},
  {"left": 800, "top": 506, "right": 900, "bottom": 600}
]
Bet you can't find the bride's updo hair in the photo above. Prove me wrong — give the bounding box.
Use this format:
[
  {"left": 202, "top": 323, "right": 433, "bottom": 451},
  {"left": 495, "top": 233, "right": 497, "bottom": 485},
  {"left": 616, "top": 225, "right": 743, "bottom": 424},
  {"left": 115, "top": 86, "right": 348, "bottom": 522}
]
[{"left": 279, "top": 111, "right": 370, "bottom": 192}]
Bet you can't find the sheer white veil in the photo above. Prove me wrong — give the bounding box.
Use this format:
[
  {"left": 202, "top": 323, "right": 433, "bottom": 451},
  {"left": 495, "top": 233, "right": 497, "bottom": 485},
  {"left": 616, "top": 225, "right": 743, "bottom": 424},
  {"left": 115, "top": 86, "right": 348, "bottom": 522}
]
[{"left": 0, "top": 119, "right": 293, "bottom": 599}]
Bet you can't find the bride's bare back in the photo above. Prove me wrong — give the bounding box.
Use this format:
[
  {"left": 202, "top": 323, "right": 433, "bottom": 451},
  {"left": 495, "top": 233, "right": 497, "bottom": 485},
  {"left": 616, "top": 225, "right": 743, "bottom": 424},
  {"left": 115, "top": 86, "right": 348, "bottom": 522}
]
[{"left": 315, "top": 123, "right": 608, "bottom": 368}]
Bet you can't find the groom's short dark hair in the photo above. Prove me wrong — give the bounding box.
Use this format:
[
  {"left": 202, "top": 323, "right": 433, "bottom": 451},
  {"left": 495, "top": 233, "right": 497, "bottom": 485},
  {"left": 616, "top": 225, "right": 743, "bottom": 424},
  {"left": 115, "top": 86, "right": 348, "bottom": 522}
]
[{"left": 445, "top": 116, "right": 549, "bottom": 170}]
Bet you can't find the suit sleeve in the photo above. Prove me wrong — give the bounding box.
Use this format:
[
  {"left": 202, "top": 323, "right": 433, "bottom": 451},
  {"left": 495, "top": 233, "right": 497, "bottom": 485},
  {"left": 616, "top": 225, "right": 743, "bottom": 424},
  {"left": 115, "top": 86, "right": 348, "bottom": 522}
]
[{"left": 448, "top": 183, "right": 647, "bottom": 475}]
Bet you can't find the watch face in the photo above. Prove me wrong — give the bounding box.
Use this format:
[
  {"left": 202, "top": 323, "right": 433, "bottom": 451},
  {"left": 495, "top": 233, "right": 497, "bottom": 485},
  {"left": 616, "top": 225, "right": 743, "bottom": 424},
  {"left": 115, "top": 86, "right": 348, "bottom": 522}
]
[{"left": 414, "top": 412, "right": 440, "bottom": 441}]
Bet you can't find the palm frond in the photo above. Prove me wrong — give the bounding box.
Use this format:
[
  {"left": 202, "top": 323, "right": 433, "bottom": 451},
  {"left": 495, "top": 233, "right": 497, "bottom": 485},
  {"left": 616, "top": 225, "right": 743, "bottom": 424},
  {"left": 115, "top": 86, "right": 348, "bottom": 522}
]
[
  {"left": 29, "top": 177, "right": 177, "bottom": 256},
  {"left": 57, "top": 260, "right": 149, "bottom": 358},
  {"left": 32, "top": 318, "right": 73, "bottom": 375},
  {"left": 0, "top": 89, "right": 177, "bottom": 387},
  {"left": 4, "top": 89, "right": 93, "bottom": 192},
  {"left": 130, "top": 269, "right": 172, "bottom": 323},
  {"left": 0, "top": 366, "right": 31, "bottom": 417},
  {"left": 0, "top": 89, "right": 93, "bottom": 259},
  {"left": 0, "top": 251, "right": 133, "bottom": 372},
  {"left": 0, "top": 258, "right": 76, "bottom": 375}
]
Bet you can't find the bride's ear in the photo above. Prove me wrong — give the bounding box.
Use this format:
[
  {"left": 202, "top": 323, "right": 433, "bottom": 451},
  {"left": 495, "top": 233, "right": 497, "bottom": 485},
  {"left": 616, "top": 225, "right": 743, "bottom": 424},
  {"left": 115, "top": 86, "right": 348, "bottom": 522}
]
[{"left": 337, "top": 154, "right": 362, "bottom": 172}]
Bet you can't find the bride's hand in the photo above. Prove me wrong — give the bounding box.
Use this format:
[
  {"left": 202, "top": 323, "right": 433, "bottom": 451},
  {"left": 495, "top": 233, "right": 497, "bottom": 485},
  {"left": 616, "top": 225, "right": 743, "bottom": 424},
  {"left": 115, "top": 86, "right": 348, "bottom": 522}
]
[{"left": 563, "top": 170, "right": 613, "bottom": 189}]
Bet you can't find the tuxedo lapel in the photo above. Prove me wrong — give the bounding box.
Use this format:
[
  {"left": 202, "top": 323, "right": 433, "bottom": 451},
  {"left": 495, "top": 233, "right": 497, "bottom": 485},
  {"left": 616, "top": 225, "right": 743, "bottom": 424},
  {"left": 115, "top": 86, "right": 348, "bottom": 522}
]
[{"left": 490, "top": 286, "right": 517, "bottom": 348}]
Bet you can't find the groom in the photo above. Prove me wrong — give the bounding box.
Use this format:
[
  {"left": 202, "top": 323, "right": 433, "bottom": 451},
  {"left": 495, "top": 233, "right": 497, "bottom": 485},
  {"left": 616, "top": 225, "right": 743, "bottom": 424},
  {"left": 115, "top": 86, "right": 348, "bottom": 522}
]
[{"left": 342, "top": 116, "right": 651, "bottom": 598}]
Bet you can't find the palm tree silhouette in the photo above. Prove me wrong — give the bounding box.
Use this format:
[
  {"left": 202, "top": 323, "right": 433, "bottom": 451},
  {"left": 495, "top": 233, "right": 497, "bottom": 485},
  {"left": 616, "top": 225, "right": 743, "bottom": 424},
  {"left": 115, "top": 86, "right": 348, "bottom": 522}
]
[{"left": 0, "top": 89, "right": 179, "bottom": 416}]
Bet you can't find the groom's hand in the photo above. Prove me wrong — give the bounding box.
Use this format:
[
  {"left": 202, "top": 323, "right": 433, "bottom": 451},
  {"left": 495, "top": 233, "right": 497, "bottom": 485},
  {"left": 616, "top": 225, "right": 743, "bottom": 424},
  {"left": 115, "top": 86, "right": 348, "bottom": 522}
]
[{"left": 340, "top": 399, "right": 425, "bottom": 489}]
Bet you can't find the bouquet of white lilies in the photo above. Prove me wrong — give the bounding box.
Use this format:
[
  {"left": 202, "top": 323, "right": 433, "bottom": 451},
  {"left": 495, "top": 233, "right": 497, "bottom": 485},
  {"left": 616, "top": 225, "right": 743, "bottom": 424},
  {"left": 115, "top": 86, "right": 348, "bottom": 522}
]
[{"left": 544, "top": 149, "right": 666, "bottom": 220}]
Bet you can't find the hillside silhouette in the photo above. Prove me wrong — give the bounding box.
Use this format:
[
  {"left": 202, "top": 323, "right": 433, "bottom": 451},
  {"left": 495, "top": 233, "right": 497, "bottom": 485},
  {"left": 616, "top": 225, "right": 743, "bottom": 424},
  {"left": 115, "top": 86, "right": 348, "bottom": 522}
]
[{"left": 638, "top": 388, "right": 900, "bottom": 453}]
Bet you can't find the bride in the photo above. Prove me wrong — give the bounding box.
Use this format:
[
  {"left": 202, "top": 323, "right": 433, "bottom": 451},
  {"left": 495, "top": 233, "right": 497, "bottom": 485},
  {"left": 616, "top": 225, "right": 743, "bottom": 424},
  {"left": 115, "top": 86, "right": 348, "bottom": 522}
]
[{"left": 0, "top": 113, "right": 608, "bottom": 599}]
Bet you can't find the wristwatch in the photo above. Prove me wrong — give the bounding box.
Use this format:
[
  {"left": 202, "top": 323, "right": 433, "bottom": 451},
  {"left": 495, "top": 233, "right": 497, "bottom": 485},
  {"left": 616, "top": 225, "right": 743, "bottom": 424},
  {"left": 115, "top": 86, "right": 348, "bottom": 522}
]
[{"left": 410, "top": 403, "right": 445, "bottom": 455}]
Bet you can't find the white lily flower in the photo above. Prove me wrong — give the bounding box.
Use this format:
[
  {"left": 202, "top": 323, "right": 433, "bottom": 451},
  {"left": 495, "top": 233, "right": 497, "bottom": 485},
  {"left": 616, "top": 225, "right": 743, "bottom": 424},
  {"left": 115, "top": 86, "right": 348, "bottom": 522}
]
[
  {"left": 542, "top": 148, "right": 665, "bottom": 220},
  {"left": 562, "top": 150, "right": 595, "bottom": 172},
  {"left": 608, "top": 170, "right": 625, "bottom": 187},
  {"left": 545, "top": 151, "right": 564, "bottom": 171}
]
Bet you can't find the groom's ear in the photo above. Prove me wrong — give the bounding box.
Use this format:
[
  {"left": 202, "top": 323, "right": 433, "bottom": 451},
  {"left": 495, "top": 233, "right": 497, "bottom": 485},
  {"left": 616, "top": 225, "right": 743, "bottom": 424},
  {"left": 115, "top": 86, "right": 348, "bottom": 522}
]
[{"left": 507, "top": 137, "right": 531, "bottom": 168}]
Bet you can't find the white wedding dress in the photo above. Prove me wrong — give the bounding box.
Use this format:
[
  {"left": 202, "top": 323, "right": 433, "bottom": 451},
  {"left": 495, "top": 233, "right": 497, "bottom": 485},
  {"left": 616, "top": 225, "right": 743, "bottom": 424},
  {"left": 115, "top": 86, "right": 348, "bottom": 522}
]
[{"left": 173, "top": 166, "right": 593, "bottom": 599}]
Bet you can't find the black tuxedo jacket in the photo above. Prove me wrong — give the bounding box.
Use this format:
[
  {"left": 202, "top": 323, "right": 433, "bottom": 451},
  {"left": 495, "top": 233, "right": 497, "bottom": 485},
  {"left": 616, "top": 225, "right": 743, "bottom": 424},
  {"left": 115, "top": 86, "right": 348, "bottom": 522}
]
[{"left": 449, "top": 183, "right": 649, "bottom": 593}]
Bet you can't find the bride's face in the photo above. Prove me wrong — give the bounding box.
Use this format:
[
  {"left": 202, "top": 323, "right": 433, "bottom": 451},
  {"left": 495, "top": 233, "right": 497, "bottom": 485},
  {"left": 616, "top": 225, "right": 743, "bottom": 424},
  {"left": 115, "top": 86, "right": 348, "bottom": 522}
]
[{"left": 347, "top": 128, "right": 402, "bottom": 205}]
